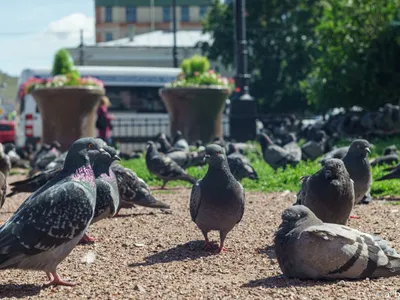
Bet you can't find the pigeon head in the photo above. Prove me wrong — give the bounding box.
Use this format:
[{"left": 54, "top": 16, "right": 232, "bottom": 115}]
[
  {"left": 51, "top": 141, "right": 61, "bottom": 149},
  {"left": 204, "top": 144, "right": 227, "bottom": 166},
  {"left": 322, "top": 158, "right": 348, "bottom": 180},
  {"left": 348, "top": 139, "right": 371, "bottom": 157},
  {"left": 281, "top": 205, "right": 316, "bottom": 226},
  {"left": 64, "top": 137, "right": 106, "bottom": 170},
  {"left": 257, "top": 133, "right": 274, "bottom": 148},
  {"left": 93, "top": 145, "right": 120, "bottom": 176},
  {"left": 103, "top": 145, "right": 121, "bottom": 162},
  {"left": 383, "top": 145, "right": 397, "bottom": 156}
]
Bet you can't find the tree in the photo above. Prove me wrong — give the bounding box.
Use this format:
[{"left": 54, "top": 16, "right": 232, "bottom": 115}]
[
  {"left": 201, "top": 0, "right": 324, "bottom": 113},
  {"left": 51, "top": 48, "right": 80, "bottom": 77}
]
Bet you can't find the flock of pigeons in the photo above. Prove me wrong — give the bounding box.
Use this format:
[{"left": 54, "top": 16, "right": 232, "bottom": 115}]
[{"left": 0, "top": 128, "right": 399, "bottom": 288}]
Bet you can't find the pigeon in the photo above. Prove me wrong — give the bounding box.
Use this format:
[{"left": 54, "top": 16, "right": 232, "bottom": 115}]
[
  {"left": 190, "top": 144, "right": 245, "bottom": 253},
  {"left": 376, "top": 164, "right": 400, "bottom": 181},
  {"left": 0, "top": 137, "right": 106, "bottom": 286},
  {"left": 29, "top": 142, "right": 62, "bottom": 176},
  {"left": 45, "top": 151, "right": 68, "bottom": 170},
  {"left": 0, "top": 172, "right": 6, "bottom": 209},
  {"left": 166, "top": 150, "right": 206, "bottom": 169},
  {"left": 6, "top": 166, "right": 62, "bottom": 198},
  {"left": 274, "top": 205, "right": 400, "bottom": 280},
  {"left": 145, "top": 141, "right": 196, "bottom": 189},
  {"left": 370, "top": 145, "right": 398, "bottom": 167},
  {"left": 227, "top": 155, "right": 258, "bottom": 182},
  {"left": 257, "top": 133, "right": 299, "bottom": 170},
  {"left": 3, "top": 143, "right": 29, "bottom": 169},
  {"left": 294, "top": 158, "right": 355, "bottom": 225},
  {"left": 301, "top": 130, "right": 328, "bottom": 161},
  {"left": 156, "top": 133, "right": 177, "bottom": 153},
  {"left": 172, "top": 130, "right": 189, "bottom": 152},
  {"left": 0, "top": 143, "right": 11, "bottom": 178},
  {"left": 282, "top": 133, "right": 302, "bottom": 163},
  {"left": 81, "top": 145, "right": 121, "bottom": 243},
  {"left": 319, "top": 146, "right": 350, "bottom": 166},
  {"left": 112, "top": 163, "right": 170, "bottom": 214},
  {"left": 342, "top": 139, "right": 372, "bottom": 204}
]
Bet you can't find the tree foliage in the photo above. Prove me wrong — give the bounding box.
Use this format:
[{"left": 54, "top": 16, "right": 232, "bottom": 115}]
[
  {"left": 51, "top": 48, "right": 80, "bottom": 78},
  {"left": 201, "top": 0, "right": 400, "bottom": 113}
]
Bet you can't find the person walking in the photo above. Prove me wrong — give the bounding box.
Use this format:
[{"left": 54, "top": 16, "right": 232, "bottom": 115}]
[{"left": 96, "top": 96, "right": 114, "bottom": 145}]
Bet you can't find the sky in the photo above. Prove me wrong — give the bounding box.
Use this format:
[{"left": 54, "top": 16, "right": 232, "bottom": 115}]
[{"left": 0, "top": 0, "right": 95, "bottom": 77}]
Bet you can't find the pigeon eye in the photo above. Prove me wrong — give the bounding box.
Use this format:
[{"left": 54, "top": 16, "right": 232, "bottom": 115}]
[
  {"left": 216, "top": 152, "right": 220, "bottom": 156},
  {"left": 87, "top": 143, "right": 94, "bottom": 149}
]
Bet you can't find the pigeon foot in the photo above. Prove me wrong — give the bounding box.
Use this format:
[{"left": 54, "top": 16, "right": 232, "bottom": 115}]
[
  {"left": 203, "top": 240, "right": 214, "bottom": 251},
  {"left": 45, "top": 272, "right": 76, "bottom": 286},
  {"left": 80, "top": 233, "right": 96, "bottom": 244},
  {"left": 349, "top": 215, "right": 360, "bottom": 219},
  {"left": 217, "top": 246, "right": 228, "bottom": 253}
]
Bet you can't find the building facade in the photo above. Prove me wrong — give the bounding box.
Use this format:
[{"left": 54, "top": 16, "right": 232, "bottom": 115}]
[{"left": 95, "top": 0, "right": 212, "bottom": 43}]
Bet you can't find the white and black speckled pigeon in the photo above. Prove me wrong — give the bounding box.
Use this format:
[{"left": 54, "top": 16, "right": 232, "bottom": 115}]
[
  {"left": 0, "top": 171, "right": 6, "bottom": 209},
  {"left": 257, "top": 133, "right": 299, "bottom": 170},
  {"left": 111, "top": 163, "right": 170, "bottom": 215},
  {"left": 145, "top": 141, "right": 196, "bottom": 189},
  {"left": 190, "top": 144, "right": 245, "bottom": 253},
  {"left": 81, "top": 145, "right": 121, "bottom": 243},
  {"left": 294, "top": 158, "right": 355, "bottom": 225},
  {"left": 0, "top": 137, "right": 106, "bottom": 286},
  {"left": 319, "top": 146, "right": 349, "bottom": 166},
  {"left": 342, "top": 139, "right": 372, "bottom": 205},
  {"left": 274, "top": 205, "right": 400, "bottom": 280},
  {"left": 0, "top": 143, "right": 11, "bottom": 178}
]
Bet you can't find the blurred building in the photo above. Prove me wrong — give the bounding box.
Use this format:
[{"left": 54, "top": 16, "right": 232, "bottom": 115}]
[
  {"left": 95, "top": 0, "right": 212, "bottom": 43},
  {"left": 67, "top": 30, "right": 233, "bottom": 76}
]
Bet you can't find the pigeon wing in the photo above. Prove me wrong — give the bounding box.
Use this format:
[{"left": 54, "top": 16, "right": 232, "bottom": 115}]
[{"left": 190, "top": 181, "right": 201, "bottom": 221}]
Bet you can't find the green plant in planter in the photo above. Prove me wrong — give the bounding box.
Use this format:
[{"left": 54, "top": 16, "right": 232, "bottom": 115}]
[
  {"left": 166, "top": 55, "right": 234, "bottom": 89},
  {"left": 21, "top": 48, "right": 104, "bottom": 96}
]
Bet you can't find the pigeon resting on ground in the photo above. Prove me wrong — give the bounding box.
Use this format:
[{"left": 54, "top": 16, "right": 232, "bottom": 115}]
[
  {"left": 294, "top": 158, "right": 354, "bottom": 225},
  {"left": 0, "top": 137, "right": 106, "bottom": 286},
  {"left": 111, "top": 163, "right": 170, "bottom": 214},
  {"left": 376, "top": 164, "right": 400, "bottom": 181},
  {"left": 81, "top": 145, "right": 121, "bottom": 243},
  {"left": 190, "top": 144, "right": 245, "bottom": 253},
  {"left": 274, "top": 205, "right": 400, "bottom": 280},
  {"left": 145, "top": 141, "right": 196, "bottom": 189},
  {"left": 0, "top": 143, "right": 11, "bottom": 178},
  {"left": 227, "top": 156, "right": 258, "bottom": 182},
  {"left": 342, "top": 139, "right": 372, "bottom": 204}
]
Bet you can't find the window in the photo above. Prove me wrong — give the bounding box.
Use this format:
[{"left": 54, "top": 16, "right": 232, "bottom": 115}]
[
  {"left": 126, "top": 6, "right": 136, "bottom": 22},
  {"left": 105, "top": 86, "right": 166, "bottom": 113},
  {"left": 163, "top": 6, "right": 171, "bottom": 22},
  {"left": 200, "top": 5, "right": 208, "bottom": 18},
  {"left": 181, "top": 5, "right": 189, "bottom": 22},
  {"left": 105, "top": 32, "right": 113, "bottom": 42},
  {"left": 105, "top": 6, "right": 112, "bottom": 22}
]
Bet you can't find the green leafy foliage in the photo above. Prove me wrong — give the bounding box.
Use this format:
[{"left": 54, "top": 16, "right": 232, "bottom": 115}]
[
  {"left": 51, "top": 49, "right": 80, "bottom": 77},
  {"left": 121, "top": 138, "right": 400, "bottom": 197}
]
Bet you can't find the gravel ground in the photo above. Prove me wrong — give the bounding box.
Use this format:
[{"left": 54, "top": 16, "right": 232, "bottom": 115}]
[{"left": 1, "top": 175, "right": 400, "bottom": 299}]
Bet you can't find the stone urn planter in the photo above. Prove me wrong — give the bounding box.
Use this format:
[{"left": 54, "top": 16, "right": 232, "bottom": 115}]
[
  {"left": 32, "top": 86, "right": 105, "bottom": 151},
  {"left": 159, "top": 87, "right": 231, "bottom": 144}
]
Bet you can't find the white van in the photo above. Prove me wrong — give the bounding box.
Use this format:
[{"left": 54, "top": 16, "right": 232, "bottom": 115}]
[{"left": 16, "top": 66, "right": 230, "bottom": 151}]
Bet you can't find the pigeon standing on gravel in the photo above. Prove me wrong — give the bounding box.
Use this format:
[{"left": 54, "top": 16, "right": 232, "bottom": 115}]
[
  {"left": 81, "top": 145, "right": 121, "bottom": 243},
  {"left": 274, "top": 205, "right": 400, "bottom": 280},
  {"left": 0, "top": 137, "right": 106, "bottom": 286},
  {"left": 145, "top": 141, "right": 196, "bottom": 189},
  {"left": 294, "top": 159, "right": 354, "bottom": 225},
  {"left": 190, "top": 144, "right": 245, "bottom": 253},
  {"left": 342, "top": 139, "right": 372, "bottom": 204},
  {"left": 0, "top": 143, "right": 11, "bottom": 178},
  {"left": 112, "top": 163, "right": 170, "bottom": 215}
]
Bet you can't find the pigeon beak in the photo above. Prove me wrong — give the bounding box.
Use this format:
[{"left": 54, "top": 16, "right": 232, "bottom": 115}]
[
  {"left": 203, "top": 154, "right": 210, "bottom": 162},
  {"left": 113, "top": 155, "right": 121, "bottom": 161},
  {"left": 366, "top": 147, "right": 371, "bottom": 154}
]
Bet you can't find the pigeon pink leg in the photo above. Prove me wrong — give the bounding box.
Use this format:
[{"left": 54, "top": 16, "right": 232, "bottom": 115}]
[
  {"left": 46, "top": 272, "right": 76, "bottom": 286},
  {"left": 202, "top": 232, "right": 213, "bottom": 250},
  {"left": 80, "top": 233, "right": 96, "bottom": 243},
  {"left": 349, "top": 215, "right": 360, "bottom": 219}
]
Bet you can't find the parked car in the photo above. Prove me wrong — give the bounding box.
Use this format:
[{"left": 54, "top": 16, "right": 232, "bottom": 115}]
[{"left": 0, "top": 120, "right": 15, "bottom": 144}]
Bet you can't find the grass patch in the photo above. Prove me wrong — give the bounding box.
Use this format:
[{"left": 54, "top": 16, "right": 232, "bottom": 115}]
[{"left": 121, "top": 138, "right": 400, "bottom": 197}]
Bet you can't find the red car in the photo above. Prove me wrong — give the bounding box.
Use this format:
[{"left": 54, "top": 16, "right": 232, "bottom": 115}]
[{"left": 0, "top": 120, "right": 15, "bottom": 144}]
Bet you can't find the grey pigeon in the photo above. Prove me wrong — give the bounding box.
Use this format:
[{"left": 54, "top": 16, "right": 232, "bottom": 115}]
[
  {"left": 81, "top": 145, "right": 121, "bottom": 243},
  {"left": 227, "top": 155, "right": 258, "bottom": 182},
  {"left": 145, "top": 141, "right": 196, "bottom": 189},
  {"left": 166, "top": 149, "right": 206, "bottom": 169},
  {"left": 0, "top": 172, "right": 6, "bottom": 209},
  {"left": 172, "top": 130, "right": 189, "bottom": 152},
  {"left": 0, "top": 143, "right": 11, "bottom": 178},
  {"left": 190, "top": 144, "right": 245, "bottom": 253},
  {"left": 274, "top": 205, "right": 400, "bottom": 280},
  {"left": 257, "top": 133, "right": 299, "bottom": 170},
  {"left": 342, "top": 139, "right": 372, "bottom": 204},
  {"left": 376, "top": 164, "right": 400, "bottom": 181},
  {"left": 319, "top": 146, "right": 349, "bottom": 166},
  {"left": 301, "top": 130, "right": 328, "bottom": 161},
  {"left": 0, "top": 137, "right": 105, "bottom": 286},
  {"left": 282, "top": 134, "right": 302, "bottom": 163},
  {"left": 112, "top": 163, "right": 170, "bottom": 214},
  {"left": 29, "top": 142, "right": 61, "bottom": 176},
  {"left": 294, "top": 158, "right": 354, "bottom": 225},
  {"left": 4, "top": 143, "right": 29, "bottom": 169},
  {"left": 45, "top": 151, "right": 68, "bottom": 170},
  {"left": 370, "top": 145, "right": 398, "bottom": 167}
]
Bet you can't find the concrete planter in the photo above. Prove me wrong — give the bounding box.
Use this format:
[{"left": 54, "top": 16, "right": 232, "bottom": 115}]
[
  {"left": 159, "top": 87, "right": 231, "bottom": 144},
  {"left": 32, "top": 86, "right": 105, "bottom": 151}
]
